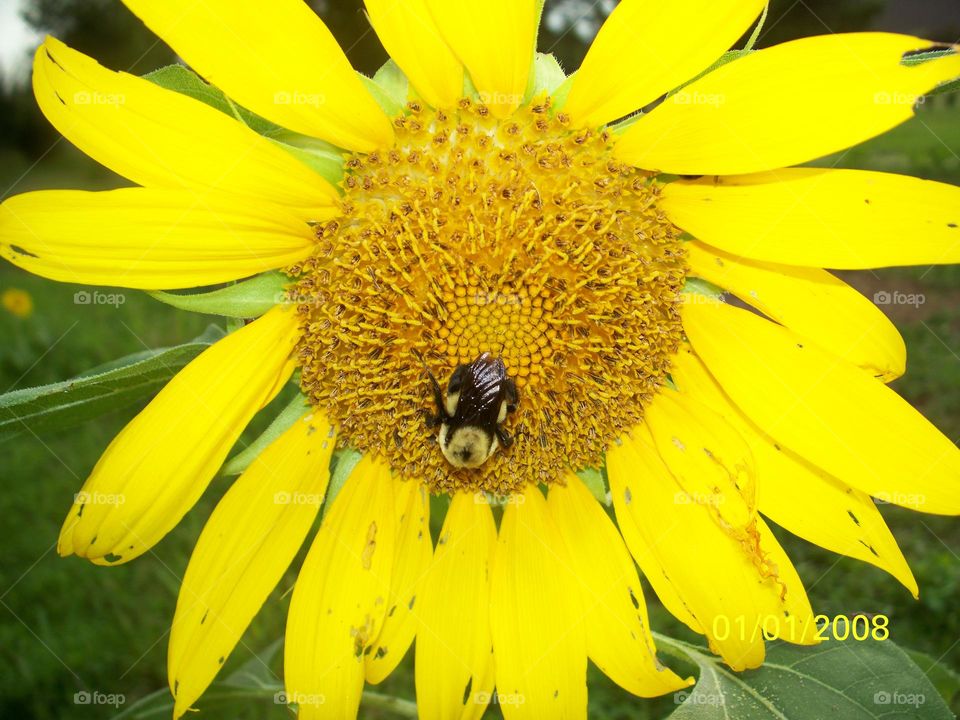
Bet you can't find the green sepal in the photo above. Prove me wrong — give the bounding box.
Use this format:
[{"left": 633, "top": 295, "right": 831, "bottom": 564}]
[
  {"left": 144, "top": 65, "right": 280, "bottom": 134},
  {"left": 533, "top": 53, "right": 568, "bottom": 98},
  {"left": 323, "top": 448, "right": 363, "bottom": 517},
  {"left": 902, "top": 48, "right": 960, "bottom": 95},
  {"left": 373, "top": 59, "right": 411, "bottom": 109},
  {"left": 613, "top": 4, "right": 770, "bottom": 135},
  {"left": 221, "top": 392, "right": 310, "bottom": 476},
  {"left": 902, "top": 48, "right": 959, "bottom": 66},
  {"left": 149, "top": 271, "right": 288, "bottom": 319},
  {"left": 360, "top": 62, "right": 408, "bottom": 117},
  {"left": 551, "top": 72, "right": 575, "bottom": 112},
  {"left": 266, "top": 132, "right": 345, "bottom": 185},
  {"left": 575, "top": 466, "right": 609, "bottom": 505},
  {"left": 145, "top": 63, "right": 346, "bottom": 185},
  {"left": 682, "top": 276, "right": 726, "bottom": 300}
]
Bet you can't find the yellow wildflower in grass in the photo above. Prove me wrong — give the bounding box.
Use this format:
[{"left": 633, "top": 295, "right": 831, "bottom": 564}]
[
  {"left": 1, "top": 0, "right": 959, "bottom": 718},
  {"left": 1, "top": 288, "right": 34, "bottom": 318}
]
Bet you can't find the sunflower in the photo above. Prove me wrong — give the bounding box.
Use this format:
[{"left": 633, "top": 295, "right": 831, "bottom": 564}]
[{"left": 3, "top": 0, "right": 960, "bottom": 717}]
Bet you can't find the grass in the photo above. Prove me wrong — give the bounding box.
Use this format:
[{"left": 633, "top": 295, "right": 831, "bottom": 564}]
[{"left": 1, "top": 102, "right": 959, "bottom": 719}]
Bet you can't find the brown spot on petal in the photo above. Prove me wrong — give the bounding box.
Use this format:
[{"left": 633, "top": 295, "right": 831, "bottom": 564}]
[{"left": 361, "top": 522, "right": 377, "bottom": 570}]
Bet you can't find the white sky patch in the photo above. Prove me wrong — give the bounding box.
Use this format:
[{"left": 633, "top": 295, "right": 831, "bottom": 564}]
[{"left": 0, "top": 0, "right": 43, "bottom": 85}]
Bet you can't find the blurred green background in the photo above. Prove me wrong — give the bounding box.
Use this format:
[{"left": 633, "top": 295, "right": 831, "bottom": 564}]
[{"left": 1, "top": 1, "right": 958, "bottom": 718}]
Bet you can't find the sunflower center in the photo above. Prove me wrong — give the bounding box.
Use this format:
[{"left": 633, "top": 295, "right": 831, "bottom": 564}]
[{"left": 289, "top": 98, "right": 687, "bottom": 495}]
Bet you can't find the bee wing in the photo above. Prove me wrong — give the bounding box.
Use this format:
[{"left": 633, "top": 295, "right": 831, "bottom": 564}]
[{"left": 455, "top": 359, "right": 505, "bottom": 429}]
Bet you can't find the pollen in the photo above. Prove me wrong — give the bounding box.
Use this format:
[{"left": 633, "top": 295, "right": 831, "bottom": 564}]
[{"left": 289, "top": 98, "right": 687, "bottom": 495}]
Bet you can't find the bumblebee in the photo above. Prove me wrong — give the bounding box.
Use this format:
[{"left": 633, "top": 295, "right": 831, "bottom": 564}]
[{"left": 416, "top": 351, "right": 518, "bottom": 469}]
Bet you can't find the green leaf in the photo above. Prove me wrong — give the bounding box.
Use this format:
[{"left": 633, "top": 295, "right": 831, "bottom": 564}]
[
  {"left": 575, "top": 466, "right": 608, "bottom": 505},
  {"left": 0, "top": 325, "right": 224, "bottom": 441},
  {"left": 149, "top": 272, "right": 288, "bottom": 319},
  {"left": 323, "top": 448, "right": 363, "bottom": 517},
  {"left": 112, "top": 636, "right": 417, "bottom": 718},
  {"left": 931, "top": 79, "right": 960, "bottom": 96},
  {"left": 221, "top": 393, "right": 309, "bottom": 476},
  {"left": 223, "top": 638, "right": 284, "bottom": 690},
  {"left": 905, "top": 648, "right": 960, "bottom": 708},
  {"left": 656, "top": 634, "right": 954, "bottom": 719},
  {"left": 144, "top": 64, "right": 279, "bottom": 135}
]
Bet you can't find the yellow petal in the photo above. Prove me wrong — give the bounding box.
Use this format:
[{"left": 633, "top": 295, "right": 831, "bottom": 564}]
[
  {"left": 563, "top": 0, "right": 765, "bottom": 126},
  {"left": 120, "top": 0, "right": 392, "bottom": 151},
  {"left": 364, "top": 0, "right": 462, "bottom": 109},
  {"left": 415, "top": 493, "right": 496, "bottom": 720},
  {"left": 683, "top": 299, "right": 960, "bottom": 514},
  {"left": 490, "top": 487, "right": 587, "bottom": 719},
  {"left": 616, "top": 34, "right": 960, "bottom": 175},
  {"left": 663, "top": 169, "right": 960, "bottom": 269},
  {"left": 58, "top": 306, "right": 299, "bottom": 564},
  {"left": 608, "top": 480, "right": 703, "bottom": 635},
  {"left": 365, "top": 479, "right": 432, "bottom": 684},
  {"left": 642, "top": 390, "right": 817, "bottom": 642},
  {"left": 285, "top": 455, "right": 396, "bottom": 720},
  {"left": 0, "top": 187, "right": 313, "bottom": 290},
  {"left": 686, "top": 241, "right": 906, "bottom": 381},
  {"left": 644, "top": 389, "right": 758, "bottom": 535},
  {"left": 669, "top": 344, "right": 918, "bottom": 596},
  {"left": 607, "top": 426, "right": 818, "bottom": 671},
  {"left": 426, "top": 0, "right": 539, "bottom": 117},
  {"left": 548, "top": 475, "right": 692, "bottom": 697},
  {"left": 34, "top": 37, "right": 337, "bottom": 219},
  {"left": 169, "top": 411, "right": 336, "bottom": 719}
]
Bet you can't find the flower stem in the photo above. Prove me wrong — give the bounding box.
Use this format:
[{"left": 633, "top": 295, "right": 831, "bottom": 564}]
[{"left": 361, "top": 690, "right": 419, "bottom": 717}]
